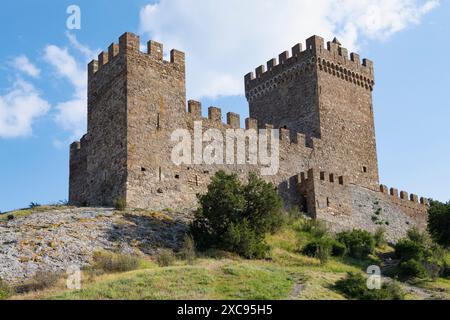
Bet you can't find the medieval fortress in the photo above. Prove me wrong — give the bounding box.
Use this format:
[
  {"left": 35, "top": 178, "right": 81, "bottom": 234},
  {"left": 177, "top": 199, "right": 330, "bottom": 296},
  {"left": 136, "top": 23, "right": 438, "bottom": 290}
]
[{"left": 69, "top": 32, "right": 428, "bottom": 239}]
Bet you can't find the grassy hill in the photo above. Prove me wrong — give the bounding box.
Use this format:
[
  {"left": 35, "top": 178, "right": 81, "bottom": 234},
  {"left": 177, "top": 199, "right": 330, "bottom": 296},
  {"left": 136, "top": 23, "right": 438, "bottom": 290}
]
[{"left": 9, "top": 217, "right": 450, "bottom": 300}]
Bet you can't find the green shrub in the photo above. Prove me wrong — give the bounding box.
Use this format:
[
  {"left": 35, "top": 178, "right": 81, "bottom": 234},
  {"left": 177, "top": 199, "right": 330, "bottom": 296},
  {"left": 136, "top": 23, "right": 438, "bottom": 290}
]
[
  {"left": 114, "top": 198, "right": 127, "bottom": 211},
  {"left": 407, "top": 227, "right": 428, "bottom": 244},
  {"left": 394, "top": 239, "right": 425, "bottom": 261},
  {"left": 335, "top": 272, "right": 405, "bottom": 300},
  {"left": 398, "top": 259, "right": 427, "bottom": 279},
  {"left": 428, "top": 200, "right": 450, "bottom": 247},
  {"left": 301, "top": 219, "right": 328, "bottom": 239},
  {"left": 156, "top": 249, "right": 176, "bottom": 267},
  {"left": 302, "top": 237, "right": 332, "bottom": 260},
  {"left": 0, "top": 278, "right": 13, "bottom": 300},
  {"left": 302, "top": 237, "right": 346, "bottom": 263},
  {"left": 92, "top": 251, "right": 140, "bottom": 273},
  {"left": 394, "top": 229, "right": 448, "bottom": 280},
  {"left": 443, "top": 263, "right": 450, "bottom": 279},
  {"left": 223, "top": 220, "right": 269, "bottom": 259},
  {"left": 179, "top": 235, "right": 197, "bottom": 265},
  {"left": 331, "top": 240, "right": 347, "bottom": 257},
  {"left": 337, "top": 230, "right": 375, "bottom": 260},
  {"left": 29, "top": 202, "right": 41, "bottom": 209},
  {"left": 16, "top": 271, "right": 61, "bottom": 293},
  {"left": 7, "top": 214, "right": 14, "bottom": 221},
  {"left": 191, "top": 171, "right": 284, "bottom": 258},
  {"left": 374, "top": 227, "right": 387, "bottom": 247}
]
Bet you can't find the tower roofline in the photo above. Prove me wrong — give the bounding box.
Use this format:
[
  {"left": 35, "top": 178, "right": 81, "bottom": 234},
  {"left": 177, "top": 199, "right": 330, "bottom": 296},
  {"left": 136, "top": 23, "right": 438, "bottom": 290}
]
[{"left": 245, "top": 35, "right": 374, "bottom": 96}]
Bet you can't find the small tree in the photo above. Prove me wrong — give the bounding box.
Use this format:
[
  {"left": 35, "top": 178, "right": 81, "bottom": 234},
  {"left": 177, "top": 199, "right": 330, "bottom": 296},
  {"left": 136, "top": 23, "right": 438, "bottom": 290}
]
[
  {"left": 337, "top": 230, "right": 375, "bottom": 260},
  {"left": 428, "top": 200, "right": 450, "bottom": 247},
  {"left": 191, "top": 171, "right": 284, "bottom": 258}
]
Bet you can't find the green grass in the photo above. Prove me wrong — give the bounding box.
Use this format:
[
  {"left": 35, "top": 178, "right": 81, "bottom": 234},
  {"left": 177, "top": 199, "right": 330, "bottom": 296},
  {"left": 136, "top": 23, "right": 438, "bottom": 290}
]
[
  {"left": 0, "top": 205, "right": 72, "bottom": 221},
  {"left": 9, "top": 216, "right": 450, "bottom": 300},
  {"left": 49, "top": 262, "right": 294, "bottom": 300}
]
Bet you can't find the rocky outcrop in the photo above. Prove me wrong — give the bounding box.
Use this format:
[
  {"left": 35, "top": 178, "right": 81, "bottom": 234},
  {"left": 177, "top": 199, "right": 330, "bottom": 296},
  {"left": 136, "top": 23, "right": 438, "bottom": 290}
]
[{"left": 0, "top": 207, "right": 189, "bottom": 284}]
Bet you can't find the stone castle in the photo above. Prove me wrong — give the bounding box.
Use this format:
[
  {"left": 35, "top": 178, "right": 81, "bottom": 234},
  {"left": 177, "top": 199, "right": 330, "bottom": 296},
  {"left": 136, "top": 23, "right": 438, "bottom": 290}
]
[{"left": 69, "top": 32, "right": 428, "bottom": 239}]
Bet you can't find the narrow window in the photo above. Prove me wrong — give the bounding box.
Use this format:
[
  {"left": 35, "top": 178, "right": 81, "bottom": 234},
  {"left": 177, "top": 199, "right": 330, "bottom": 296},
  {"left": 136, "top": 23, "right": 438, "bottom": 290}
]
[
  {"left": 320, "top": 172, "right": 325, "bottom": 181},
  {"left": 157, "top": 113, "right": 161, "bottom": 130},
  {"left": 175, "top": 174, "right": 180, "bottom": 179},
  {"left": 363, "top": 166, "right": 368, "bottom": 173},
  {"left": 327, "top": 197, "right": 330, "bottom": 207},
  {"left": 141, "top": 167, "right": 146, "bottom": 172},
  {"left": 159, "top": 167, "right": 162, "bottom": 181}
]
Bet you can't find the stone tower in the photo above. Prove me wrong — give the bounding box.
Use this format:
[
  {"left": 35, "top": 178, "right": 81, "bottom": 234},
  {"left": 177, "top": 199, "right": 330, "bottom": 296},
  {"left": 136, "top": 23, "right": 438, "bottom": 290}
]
[
  {"left": 245, "top": 36, "right": 379, "bottom": 190},
  {"left": 70, "top": 32, "right": 186, "bottom": 207}
]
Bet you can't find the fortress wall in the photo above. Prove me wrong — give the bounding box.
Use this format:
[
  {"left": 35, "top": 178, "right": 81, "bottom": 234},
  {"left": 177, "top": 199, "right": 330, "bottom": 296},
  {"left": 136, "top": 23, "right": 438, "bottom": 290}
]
[
  {"left": 69, "top": 138, "right": 88, "bottom": 205},
  {"left": 316, "top": 183, "right": 428, "bottom": 241},
  {"left": 299, "top": 169, "right": 351, "bottom": 219},
  {"left": 126, "top": 98, "right": 317, "bottom": 211},
  {"left": 69, "top": 32, "right": 429, "bottom": 240}
]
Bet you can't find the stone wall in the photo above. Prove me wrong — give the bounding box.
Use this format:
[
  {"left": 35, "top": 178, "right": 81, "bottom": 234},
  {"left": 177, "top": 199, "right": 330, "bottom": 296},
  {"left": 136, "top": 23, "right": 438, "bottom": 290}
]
[
  {"left": 245, "top": 36, "right": 379, "bottom": 191},
  {"left": 69, "top": 32, "right": 430, "bottom": 238}
]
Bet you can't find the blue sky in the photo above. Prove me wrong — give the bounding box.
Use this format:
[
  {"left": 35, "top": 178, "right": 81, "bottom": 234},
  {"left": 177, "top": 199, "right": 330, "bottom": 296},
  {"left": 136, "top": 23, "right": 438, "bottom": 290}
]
[{"left": 0, "top": 0, "right": 448, "bottom": 212}]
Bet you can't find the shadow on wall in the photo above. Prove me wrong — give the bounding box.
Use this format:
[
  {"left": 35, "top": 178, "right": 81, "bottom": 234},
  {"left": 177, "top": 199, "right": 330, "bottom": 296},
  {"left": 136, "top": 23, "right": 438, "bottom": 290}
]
[{"left": 106, "top": 212, "right": 189, "bottom": 255}]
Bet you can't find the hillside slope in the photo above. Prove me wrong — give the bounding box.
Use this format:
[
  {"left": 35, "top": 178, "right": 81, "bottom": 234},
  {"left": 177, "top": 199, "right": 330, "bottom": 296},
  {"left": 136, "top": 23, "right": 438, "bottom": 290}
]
[{"left": 1, "top": 206, "right": 449, "bottom": 300}]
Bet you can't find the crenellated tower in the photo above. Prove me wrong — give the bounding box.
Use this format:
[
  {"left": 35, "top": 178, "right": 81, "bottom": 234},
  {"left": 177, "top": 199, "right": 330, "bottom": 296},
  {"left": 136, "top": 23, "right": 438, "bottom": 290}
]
[
  {"left": 70, "top": 32, "right": 186, "bottom": 207},
  {"left": 245, "top": 36, "right": 379, "bottom": 190}
]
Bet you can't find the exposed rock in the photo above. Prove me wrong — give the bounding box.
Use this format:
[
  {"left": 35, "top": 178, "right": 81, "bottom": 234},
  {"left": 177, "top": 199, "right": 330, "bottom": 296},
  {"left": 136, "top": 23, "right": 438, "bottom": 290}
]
[{"left": 0, "top": 207, "right": 190, "bottom": 284}]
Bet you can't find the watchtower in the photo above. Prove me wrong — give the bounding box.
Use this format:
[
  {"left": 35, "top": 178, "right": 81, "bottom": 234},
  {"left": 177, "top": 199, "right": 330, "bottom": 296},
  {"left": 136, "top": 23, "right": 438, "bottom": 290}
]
[
  {"left": 70, "top": 32, "right": 186, "bottom": 207},
  {"left": 245, "top": 36, "right": 379, "bottom": 190}
]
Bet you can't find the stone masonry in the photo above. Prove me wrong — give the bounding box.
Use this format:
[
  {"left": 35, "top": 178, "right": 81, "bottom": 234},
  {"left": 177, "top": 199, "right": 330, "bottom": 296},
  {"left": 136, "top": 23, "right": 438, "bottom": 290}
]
[{"left": 69, "top": 32, "right": 429, "bottom": 240}]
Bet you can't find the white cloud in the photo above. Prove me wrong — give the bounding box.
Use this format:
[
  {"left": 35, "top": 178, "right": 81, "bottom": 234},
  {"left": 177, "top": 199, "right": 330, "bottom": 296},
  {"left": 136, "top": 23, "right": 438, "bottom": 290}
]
[
  {"left": 139, "top": 0, "right": 439, "bottom": 98},
  {"left": 12, "top": 55, "right": 41, "bottom": 78},
  {"left": 43, "top": 34, "right": 96, "bottom": 140},
  {"left": 0, "top": 79, "right": 50, "bottom": 138},
  {"left": 43, "top": 44, "right": 86, "bottom": 98},
  {"left": 65, "top": 32, "right": 99, "bottom": 61}
]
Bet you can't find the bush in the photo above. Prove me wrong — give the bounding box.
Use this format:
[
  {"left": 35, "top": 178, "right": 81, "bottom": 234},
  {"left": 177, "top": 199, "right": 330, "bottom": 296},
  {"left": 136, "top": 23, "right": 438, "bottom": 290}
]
[
  {"left": 428, "top": 200, "right": 450, "bottom": 247},
  {"left": 398, "top": 260, "right": 427, "bottom": 279},
  {"left": 191, "top": 171, "right": 284, "bottom": 258},
  {"left": 7, "top": 214, "right": 14, "bottom": 221},
  {"left": 302, "top": 237, "right": 332, "bottom": 259},
  {"left": 0, "top": 278, "right": 13, "bottom": 300},
  {"left": 223, "top": 220, "right": 269, "bottom": 259},
  {"left": 337, "top": 230, "right": 375, "bottom": 260},
  {"left": 335, "top": 272, "right": 405, "bottom": 300},
  {"left": 179, "top": 235, "right": 196, "bottom": 265},
  {"left": 156, "top": 249, "right": 176, "bottom": 267},
  {"left": 114, "top": 198, "right": 127, "bottom": 211},
  {"left": 302, "top": 237, "right": 346, "bottom": 263},
  {"left": 443, "top": 263, "right": 450, "bottom": 279},
  {"left": 300, "top": 219, "right": 328, "bottom": 239},
  {"left": 374, "top": 227, "right": 387, "bottom": 247},
  {"left": 331, "top": 240, "right": 347, "bottom": 257},
  {"left": 394, "top": 239, "right": 424, "bottom": 261},
  {"left": 29, "top": 202, "right": 41, "bottom": 209},
  {"left": 394, "top": 229, "right": 448, "bottom": 280},
  {"left": 91, "top": 251, "right": 140, "bottom": 273},
  {"left": 16, "top": 271, "right": 61, "bottom": 293}
]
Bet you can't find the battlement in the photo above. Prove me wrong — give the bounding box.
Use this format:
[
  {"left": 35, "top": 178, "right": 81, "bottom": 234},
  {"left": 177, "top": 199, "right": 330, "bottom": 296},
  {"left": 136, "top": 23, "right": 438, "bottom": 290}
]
[
  {"left": 299, "top": 169, "right": 347, "bottom": 187},
  {"left": 186, "top": 100, "right": 313, "bottom": 150},
  {"left": 380, "top": 184, "right": 429, "bottom": 206},
  {"left": 245, "top": 35, "right": 374, "bottom": 101},
  {"left": 88, "top": 32, "right": 185, "bottom": 78}
]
